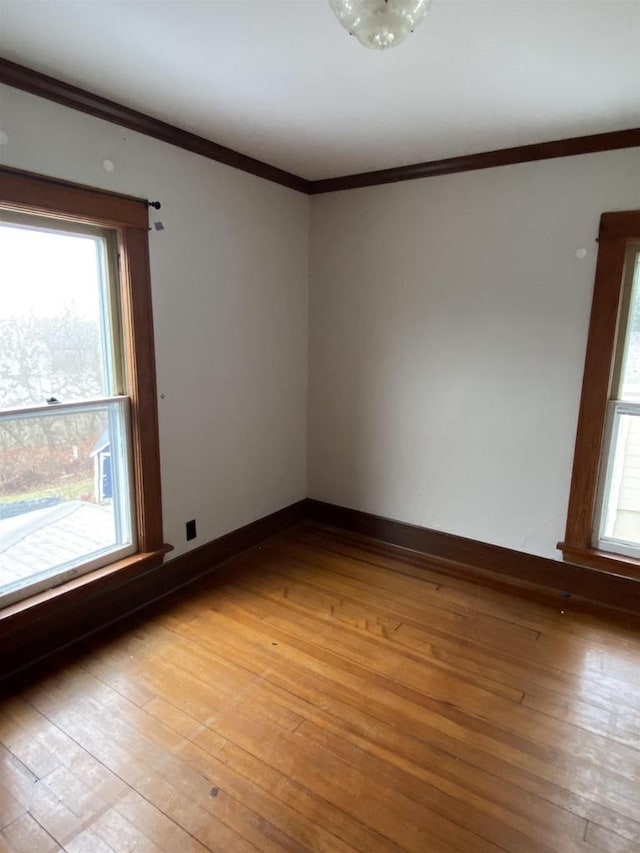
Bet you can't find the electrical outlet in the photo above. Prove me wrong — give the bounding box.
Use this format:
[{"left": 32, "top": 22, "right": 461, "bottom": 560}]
[{"left": 186, "top": 519, "right": 196, "bottom": 541}]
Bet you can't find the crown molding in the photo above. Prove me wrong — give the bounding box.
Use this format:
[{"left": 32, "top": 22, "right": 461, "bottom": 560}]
[
  {"left": 2, "top": 58, "right": 639, "bottom": 196},
  {"left": 308, "top": 128, "right": 640, "bottom": 194},
  {"left": 0, "top": 57, "right": 310, "bottom": 194}
]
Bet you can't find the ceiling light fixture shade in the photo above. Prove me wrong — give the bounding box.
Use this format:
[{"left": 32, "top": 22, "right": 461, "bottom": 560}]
[{"left": 329, "top": 0, "right": 432, "bottom": 50}]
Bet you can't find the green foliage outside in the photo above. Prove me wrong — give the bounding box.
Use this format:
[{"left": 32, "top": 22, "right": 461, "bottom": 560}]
[
  {"left": 0, "top": 477, "right": 94, "bottom": 505},
  {"left": 0, "top": 310, "right": 105, "bottom": 500}
]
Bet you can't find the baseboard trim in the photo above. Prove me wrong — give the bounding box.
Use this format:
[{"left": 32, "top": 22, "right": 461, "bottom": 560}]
[
  {"left": 5, "top": 495, "right": 639, "bottom": 682},
  {"left": 1, "top": 499, "right": 307, "bottom": 681},
  {"left": 305, "top": 499, "right": 640, "bottom": 619}
]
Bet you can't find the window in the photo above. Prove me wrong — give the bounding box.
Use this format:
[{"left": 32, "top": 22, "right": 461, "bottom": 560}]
[
  {"left": 0, "top": 169, "right": 166, "bottom": 611},
  {"left": 560, "top": 211, "right": 640, "bottom": 573}
]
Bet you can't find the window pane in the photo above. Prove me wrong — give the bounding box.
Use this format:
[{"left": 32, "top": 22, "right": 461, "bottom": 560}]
[
  {"left": 0, "top": 400, "right": 134, "bottom": 603},
  {"left": 619, "top": 251, "right": 640, "bottom": 402},
  {"left": 0, "top": 221, "right": 114, "bottom": 408},
  {"left": 600, "top": 410, "right": 640, "bottom": 547}
]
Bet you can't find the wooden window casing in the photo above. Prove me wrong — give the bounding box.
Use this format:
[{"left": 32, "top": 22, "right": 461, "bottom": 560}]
[
  {"left": 0, "top": 167, "right": 169, "bottom": 626},
  {"left": 559, "top": 210, "right": 640, "bottom": 577}
]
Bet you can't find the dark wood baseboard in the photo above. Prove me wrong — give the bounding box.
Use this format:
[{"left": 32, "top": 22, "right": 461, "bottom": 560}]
[
  {"left": 1, "top": 499, "right": 307, "bottom": 681},
  {"left": 5, "top": 494, "right": 640, "bottom": 684},
  {"left": 304, "top": 499, "right": 640, "bottom": 620}
]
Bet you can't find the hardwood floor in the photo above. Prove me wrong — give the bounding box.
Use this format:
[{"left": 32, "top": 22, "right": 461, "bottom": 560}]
[{"left": 2, "top": 522, "right": 640, "bottom": 852}]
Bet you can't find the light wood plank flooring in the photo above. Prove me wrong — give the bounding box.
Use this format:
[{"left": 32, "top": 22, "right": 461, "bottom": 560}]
[{"left": 2, "top": 522, "right": 640, "bottom": 852}]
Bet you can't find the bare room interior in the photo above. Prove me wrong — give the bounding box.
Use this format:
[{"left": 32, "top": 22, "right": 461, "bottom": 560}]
[{"left": 0, "top": 1, "right": 639, "bottom": 851}]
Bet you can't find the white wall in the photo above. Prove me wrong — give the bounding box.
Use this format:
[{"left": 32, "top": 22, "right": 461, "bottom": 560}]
[
  {"left": 308, "top": 149, "right": 640, "bottom": 559},
  {"left": 3, "top": 81, "right": 639, "bottom": 566},
  {"left": 0, "top": 84, "right": 309, "bottom": 558}
]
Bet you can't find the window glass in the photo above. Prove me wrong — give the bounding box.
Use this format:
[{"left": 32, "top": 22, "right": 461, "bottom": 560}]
[
  {"left": 600, "top": 408, "right": 640, "bottom": 549},
  {"left": 0, "top": 220, "right": 114, "bottom": 409},
  {"left": 597, "top": 249, "right": 640, "bottom": 555},
  {"left": 0, "top": 213, "right": 134, "bottom": 607},
  {"left": 0, "top": 401, "right": 133, "bottom": 601},
  {"left": 619, "top": 252, "right": 640, "bottom": 402}
]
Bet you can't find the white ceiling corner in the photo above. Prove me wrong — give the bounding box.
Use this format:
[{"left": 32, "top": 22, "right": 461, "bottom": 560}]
[{"left": 0, "top": 0, "right": 639, "bottom": 180}]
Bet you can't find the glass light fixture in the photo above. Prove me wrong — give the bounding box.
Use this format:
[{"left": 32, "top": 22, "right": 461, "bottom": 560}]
[{"left": 328, "top": 0, "right": 432, "bottom": 50}]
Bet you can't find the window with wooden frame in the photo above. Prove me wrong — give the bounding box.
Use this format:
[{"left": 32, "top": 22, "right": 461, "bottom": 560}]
[
  {"left": 0, "top": 168, "right": 168, "bottom": 613},
  {"left": 560, "top": 211, "right": 640, "bottom": 575}
]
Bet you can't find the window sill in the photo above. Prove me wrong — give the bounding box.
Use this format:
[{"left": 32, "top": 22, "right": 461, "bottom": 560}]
[
  {"left": 558, "top": 542, "right": 640, "bottom": 580},
  {"left": 0, "top": 545, "right": 173, "bottom": 636}
]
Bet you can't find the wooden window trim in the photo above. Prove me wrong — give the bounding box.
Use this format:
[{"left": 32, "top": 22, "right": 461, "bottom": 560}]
[
  {"left": 559, "top": 210, "right": 640, "bottom": 577},
  {"left": 0, "top": 549, "right": 170, "bottom": 636},
  {"left": 0, "top": 166, "right": 149, "bottom": 229},
  {"left": 0, "top": 168, "right": 170, "bottom": 624}
]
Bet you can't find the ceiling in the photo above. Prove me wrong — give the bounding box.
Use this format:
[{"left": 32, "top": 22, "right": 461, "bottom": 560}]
[{"left": 0, "top": 1, "right": 638, "bottom": 181}]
